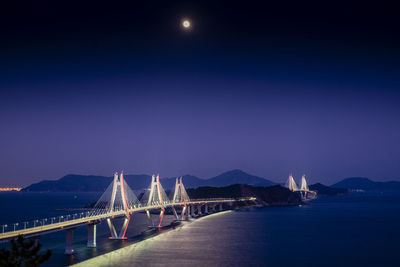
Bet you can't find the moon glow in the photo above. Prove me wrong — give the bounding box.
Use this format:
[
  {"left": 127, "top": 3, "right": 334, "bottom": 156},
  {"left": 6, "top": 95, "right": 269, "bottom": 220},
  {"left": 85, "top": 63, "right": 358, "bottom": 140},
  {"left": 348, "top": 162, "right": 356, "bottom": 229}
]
[{"left": 182, "top": 20, "right": 191, "bottom": 29}]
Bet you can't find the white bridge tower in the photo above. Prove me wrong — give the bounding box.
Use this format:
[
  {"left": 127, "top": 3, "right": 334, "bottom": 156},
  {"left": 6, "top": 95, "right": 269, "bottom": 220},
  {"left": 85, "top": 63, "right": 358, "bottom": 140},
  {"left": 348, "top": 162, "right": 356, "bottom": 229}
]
[
  {"left": 172, "top": 177, "right": 190, "bottom": 220},
  {"left": 285, "top": 174, "right": 298, "bottom": 192},
  {"left": 142, "top": 174, "right": 171, "bottom": 227},
  {"left": 300, "top": 175, "right": 309, "bottom": 191},
  {"left": 90, "top": 172, "right": 140, "bottom": 239}
]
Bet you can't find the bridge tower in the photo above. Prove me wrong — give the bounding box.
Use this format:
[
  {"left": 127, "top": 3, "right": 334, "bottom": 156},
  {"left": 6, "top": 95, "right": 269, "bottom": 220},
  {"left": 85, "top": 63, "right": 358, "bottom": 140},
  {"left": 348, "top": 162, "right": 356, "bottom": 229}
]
[
  {"left": 91, "top": 172, "right": 140, "bottom": 240},
  {"left": 172, "top": 177, "right": 190, "bottom": 220},
  {"left": 300, "top": 175, "right": 309, "bottom": 199},
  {"left": 142, "top": 174, "right": 171, "bottom": 227},
  {"left": 285, "top": 174, "right": 298, "bottom": 192},
  {"left": 300, "top": 175, "right": 309, "bottom": 191},
  {"left": 107, "top": 172, "right": 130, "bottom": 239}
]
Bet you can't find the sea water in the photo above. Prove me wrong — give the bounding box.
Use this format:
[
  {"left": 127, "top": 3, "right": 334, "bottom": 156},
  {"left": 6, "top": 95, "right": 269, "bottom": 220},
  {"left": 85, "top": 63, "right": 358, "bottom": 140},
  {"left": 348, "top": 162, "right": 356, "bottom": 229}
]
[{"left": 1, "top": 192, "right": 400, "bottom": 266}]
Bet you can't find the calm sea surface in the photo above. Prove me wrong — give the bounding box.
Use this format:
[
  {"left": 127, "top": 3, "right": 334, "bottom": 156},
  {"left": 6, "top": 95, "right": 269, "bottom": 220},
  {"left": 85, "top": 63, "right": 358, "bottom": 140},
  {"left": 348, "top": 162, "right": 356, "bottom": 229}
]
[{"left": 1, "top": 192, "right": 400, "bottom": 266}]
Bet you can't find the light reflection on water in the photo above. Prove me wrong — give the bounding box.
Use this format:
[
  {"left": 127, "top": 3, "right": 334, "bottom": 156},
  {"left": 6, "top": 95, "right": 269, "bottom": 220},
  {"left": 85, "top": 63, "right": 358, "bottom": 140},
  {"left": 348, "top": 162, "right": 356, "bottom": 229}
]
[
  {"left": 2, "top": 192, "right": 400, "bottom": 266},
  {"left": 76, "top": 193, "right": 400, "bottom": 267},
  {"left": 74, "top": 211, "right": 234, "bottom": 267}
]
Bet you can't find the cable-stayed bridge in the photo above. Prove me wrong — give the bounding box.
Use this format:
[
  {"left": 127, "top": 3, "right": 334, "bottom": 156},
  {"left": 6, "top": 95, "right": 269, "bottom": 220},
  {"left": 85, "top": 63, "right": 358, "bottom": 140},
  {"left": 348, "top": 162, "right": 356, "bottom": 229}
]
[
  {"left": 285, "top": 174, "right": 317, "bottom": 200},
  {"left": 0, "top": 173, "right": 255, "bottom": 254}
]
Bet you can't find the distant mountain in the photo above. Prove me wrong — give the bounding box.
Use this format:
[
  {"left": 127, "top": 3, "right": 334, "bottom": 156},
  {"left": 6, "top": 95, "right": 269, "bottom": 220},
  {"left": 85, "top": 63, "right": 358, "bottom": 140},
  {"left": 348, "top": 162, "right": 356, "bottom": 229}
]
[
  {"left": 24, "top": 175, "right": 111, "bottom": 192},
  {"left": 332, "top": 177, "right": 400, "bottom": 192},
  {"left": 163, "top": 170, "right": 274, "bottom": 189},
  {"left": 23, "top": 174, "right": 153, "bottom": 192},
  {"left": 206, "top": 169, "right": 275, "bottom": 187},
  {"left": 22, "top": 170, "right": 275, "bottom": 192},
  {"left": 309, "top": 183, "right": 348, "bottom": 196}
]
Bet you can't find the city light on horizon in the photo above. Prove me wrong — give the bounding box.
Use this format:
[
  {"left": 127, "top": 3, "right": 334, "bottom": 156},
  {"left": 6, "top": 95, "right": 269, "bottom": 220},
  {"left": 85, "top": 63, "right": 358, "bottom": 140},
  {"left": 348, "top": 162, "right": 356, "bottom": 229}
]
[{"left": 0, "top": 187, "right": 22, "bottom": 192}]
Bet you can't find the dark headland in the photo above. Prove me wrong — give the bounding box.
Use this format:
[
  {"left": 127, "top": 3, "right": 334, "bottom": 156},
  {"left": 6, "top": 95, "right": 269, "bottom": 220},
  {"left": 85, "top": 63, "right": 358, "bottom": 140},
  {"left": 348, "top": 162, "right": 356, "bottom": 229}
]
[{"left": 187, "top": 184, "right": 302, "bottom": 206}]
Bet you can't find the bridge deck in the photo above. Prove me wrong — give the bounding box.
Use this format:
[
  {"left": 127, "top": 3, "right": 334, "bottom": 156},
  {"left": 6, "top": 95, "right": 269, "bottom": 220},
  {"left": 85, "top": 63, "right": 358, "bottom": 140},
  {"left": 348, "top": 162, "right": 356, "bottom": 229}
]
[{"left": 0, "top": 198, "right": 253, "bottom": 242}]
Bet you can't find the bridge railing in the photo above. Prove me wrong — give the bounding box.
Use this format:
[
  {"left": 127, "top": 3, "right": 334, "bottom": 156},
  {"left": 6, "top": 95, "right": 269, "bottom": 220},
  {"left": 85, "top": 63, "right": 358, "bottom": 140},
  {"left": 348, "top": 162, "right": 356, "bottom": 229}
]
[
  {"left": 0, "top": 203, "right": 161, "bottom": 235},
  {"left": 0, "top": 210, "right": 100, "bottom": 235}
]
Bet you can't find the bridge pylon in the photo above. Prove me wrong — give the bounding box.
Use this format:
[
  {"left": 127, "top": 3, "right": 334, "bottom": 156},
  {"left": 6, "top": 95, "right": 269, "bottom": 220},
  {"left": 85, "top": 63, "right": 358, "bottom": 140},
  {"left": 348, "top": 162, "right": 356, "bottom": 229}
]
[
  {"left": 142, "top": 174, "right": 171, "bottom": 227},
  {"left": 300, "top": 175, "right": 309, "bottom": 191},
  {"left": 285, "top": 174, "right": 299, "bottom": 192},
  {"left": 91, "top": 172, "right": 140, "bottom": 240},
  {"left": 107, "top": 172, "right": 130, "bottom": 239},
  {"left": 172, "top": 177, "right": 190, "bottom": 220}
]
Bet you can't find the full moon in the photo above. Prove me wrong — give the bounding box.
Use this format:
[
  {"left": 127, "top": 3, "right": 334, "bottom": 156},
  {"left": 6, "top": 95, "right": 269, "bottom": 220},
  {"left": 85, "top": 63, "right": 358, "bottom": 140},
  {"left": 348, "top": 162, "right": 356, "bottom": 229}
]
[{"left": 182, "top": 20, "right": 191, "bottom": 29}]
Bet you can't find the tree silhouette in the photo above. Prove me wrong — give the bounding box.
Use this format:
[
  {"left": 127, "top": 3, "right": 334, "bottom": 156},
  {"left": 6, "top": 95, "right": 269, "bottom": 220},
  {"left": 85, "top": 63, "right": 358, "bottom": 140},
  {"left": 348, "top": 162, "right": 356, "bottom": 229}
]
[{"left": 0, "top": 235, "right": 51, "bottom": 267}]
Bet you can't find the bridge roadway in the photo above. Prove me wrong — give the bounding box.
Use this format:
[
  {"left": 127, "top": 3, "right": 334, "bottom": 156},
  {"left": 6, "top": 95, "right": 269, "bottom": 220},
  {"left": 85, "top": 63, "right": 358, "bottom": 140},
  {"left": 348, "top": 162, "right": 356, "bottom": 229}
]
[
  {"left": 0, "top": 198, "right": 253, "bottom": 243},
  {"left": 292, "top": 189, "right": 317, "bottom": 200}
]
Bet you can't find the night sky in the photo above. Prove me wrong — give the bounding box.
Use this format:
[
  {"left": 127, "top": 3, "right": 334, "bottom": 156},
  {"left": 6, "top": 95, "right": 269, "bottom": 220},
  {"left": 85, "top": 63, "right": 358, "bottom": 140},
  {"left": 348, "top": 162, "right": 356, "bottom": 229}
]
[{"left": 1, "top": 0, "right": 400, "bottom": 186}]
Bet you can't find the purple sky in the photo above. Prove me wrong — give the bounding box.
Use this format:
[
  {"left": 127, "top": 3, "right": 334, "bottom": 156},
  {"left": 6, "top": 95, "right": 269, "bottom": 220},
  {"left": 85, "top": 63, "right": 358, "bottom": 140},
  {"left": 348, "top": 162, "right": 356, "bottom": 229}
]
[
  {"left": 1, "top": 73, "right": 399, "bottom": 186},
  {"left": 1, "top": 0, "right": 400, "bottom": 186}
]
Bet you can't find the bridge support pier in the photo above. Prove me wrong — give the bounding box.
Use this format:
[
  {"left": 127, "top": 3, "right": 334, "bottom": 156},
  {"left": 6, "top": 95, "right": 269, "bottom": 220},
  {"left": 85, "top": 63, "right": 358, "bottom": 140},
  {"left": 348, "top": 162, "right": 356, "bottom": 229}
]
[
  {"left": 219, "top": 203, "right": 223, "bottom": 211},
  {"left": 65, "top": 228, "right": 75, "bottom": 255},
  {"left": 158, "top": 209, "right": 165, "bottom": 227},
  {"left": 87, "top": 223, "right": 97, "bottom": 247},
  {"left": 171, "top": 207, "right": 179, "bottom": 221},
  {"left": 197, "top": 205, "right": 202, "bottom": 215},
  {"left": 107, "top": 215, "right": 130, "bottom": 239},
  {"left": 145, "top": 209, "right": 154, "bottom": 227},
  {"left": 185, "top": 206, "right": 190, "bottom": 220},
  {"left": 107, "top": 218, "right": 118, "bottom": 238},
  {"left": 180, "top": 205, "right": 188, "bottom": 220},
  {"left": 212, "top": 205, "right": 216, "bottom": 212},
  {"left": 190, "top": 205, "right": 195, "bottom": 217},
  {"left": 205, "top": 205, "right": 209, "bottom": 214}
]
